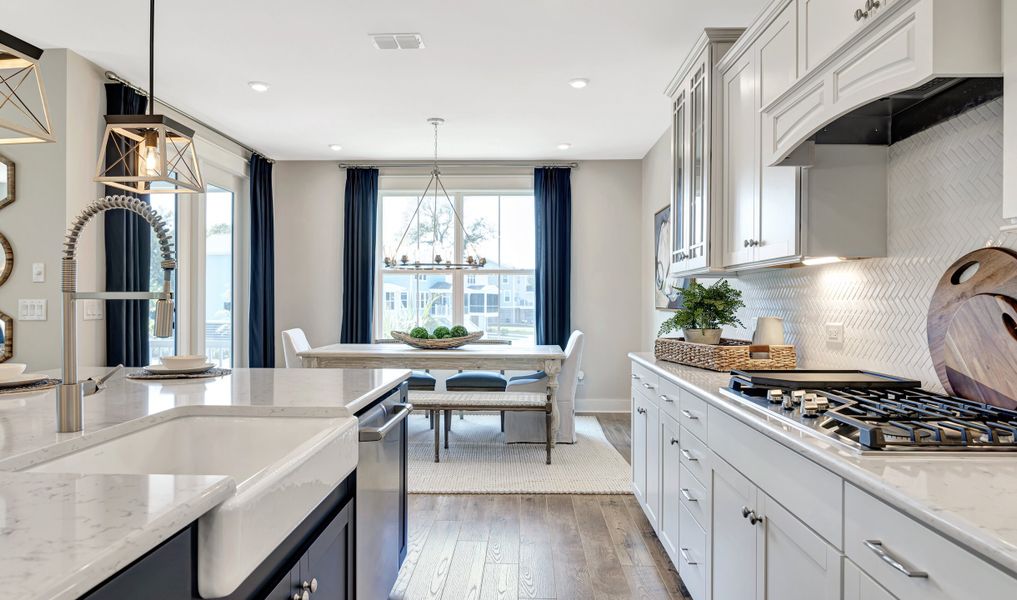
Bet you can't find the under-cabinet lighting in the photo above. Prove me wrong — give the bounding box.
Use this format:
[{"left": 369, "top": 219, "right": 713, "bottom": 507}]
[{"left": 802, "top": 256, "right": 846, "bottom": 266}]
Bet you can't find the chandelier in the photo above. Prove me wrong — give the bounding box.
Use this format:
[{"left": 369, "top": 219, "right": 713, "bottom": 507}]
[
  {"left": 94, "top": 0, "right": 203, "bottom": 194},
  {"left": 0, "top": 30, "right": 55, "bottom": 144},
  {"left": 383, "top": 117, "right": 486, "bottom": 270}
]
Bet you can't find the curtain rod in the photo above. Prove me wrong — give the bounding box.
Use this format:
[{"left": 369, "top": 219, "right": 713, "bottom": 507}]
[
  {"left": 104, "top": 70, "right": 272, "bottom": 162},
  {"left": 338, "top": 161, "right": 579, "bottom": 169}
]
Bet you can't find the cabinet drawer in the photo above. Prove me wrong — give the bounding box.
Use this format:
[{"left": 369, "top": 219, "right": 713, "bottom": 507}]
[
  {"left": 708, "top": 407, "right": 842, "bottom": 548},
  {"left": 657, "top": 376, "right": 681, "bottom": 420},
  {"left": 631, "top": 363, "right": 660, "bottom": 403},
  {"left": 678, "top": 502, "right": 708, "bottom": 600},
  {"left": 678, "top": 387, "right": 708, "bottom": 442},
  {"left": 679, "top": 425, "right": 710, "bottom": 484},
  {"left": 844, "top": 484, "right": 1017, "bottom": 599},
  {"left": 678, "top": 462, "right": 708, "bottom": 528}
]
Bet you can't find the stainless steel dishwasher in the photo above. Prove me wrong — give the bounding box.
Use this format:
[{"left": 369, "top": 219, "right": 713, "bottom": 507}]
[{"left": 356, "top": 384, "right": 410, "bottom": 600}]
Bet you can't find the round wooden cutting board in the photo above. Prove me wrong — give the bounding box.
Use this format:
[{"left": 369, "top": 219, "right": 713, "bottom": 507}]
[
  {"left": 942, "top": 294, "right": 1017, "bottom": 409},
  {"left": 928, "top": 247, "right": 1017, "bottom": 404}
]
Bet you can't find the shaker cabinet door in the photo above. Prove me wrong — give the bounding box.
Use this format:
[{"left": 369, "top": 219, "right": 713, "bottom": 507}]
[
  {"left": 659, "top": 414, "right": 682, "bottom": 562},
  {"left": 722, "top": 52, "right": 758, "bottom": 268},
  {"left": 710, "top": 459, "right": 758, "bottom": 600},
  {"left": 757, "top": 492, "right": 841, "bottom": 600}
]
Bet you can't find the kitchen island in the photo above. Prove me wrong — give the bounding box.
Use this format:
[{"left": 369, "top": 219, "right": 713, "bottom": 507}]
[
  {"left": 629, "top": 352, "right": 1017, "bottom": 600},
  {"left": 0, "top": 367, "right": 410, "bottom": 600}
]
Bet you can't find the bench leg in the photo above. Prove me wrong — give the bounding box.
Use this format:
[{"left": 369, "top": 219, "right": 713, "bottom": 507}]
[
  {"left": 433, "top": 410, "right": 440, "bottom": 463},
  {"left": 546, "top": 410, "right": 553, "bottom": 465},
  {"left": 444, "top": 409, "right": 452, "bottom": 449},
  {"left": 500, "top": 411, "right": 505, "bottom": 432},
  {"left": 428, "top": 410, "right": 433, "bottom": 430}
]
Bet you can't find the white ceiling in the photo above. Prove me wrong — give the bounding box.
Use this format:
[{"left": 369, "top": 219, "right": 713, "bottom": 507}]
[{"left": 2, "top": 0, "right": 765, "bottom": 160}]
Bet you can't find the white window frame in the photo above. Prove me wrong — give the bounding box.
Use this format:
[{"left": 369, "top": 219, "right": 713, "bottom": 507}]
[{"left": 373, "top": 189, "right": 535, "bottom": 341}]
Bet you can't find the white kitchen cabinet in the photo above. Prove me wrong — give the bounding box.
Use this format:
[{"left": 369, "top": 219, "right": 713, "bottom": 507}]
[
  {"left": 710, "top": 457, "right": 757, "bottom": 600},
  {"left": 1003, "top": 0, "right": 1017, "bottom": 224},
  {"left": 844, "top": 559, "right": 898, "bottom": 600},
  {"left": 632, "top": 392, "right": 660, "bottom": 527},
  {"left": 720, "top": 51, "right": 758, "bottom": 268},
  {"left": 798, "top": 0, "right": 872, "bottom": 73},
  {"left": 667, "top": 29, "right": 743, "bottom": 278},
  {"left": 659, "top": 414, "right": 682, "bottom": 564}
]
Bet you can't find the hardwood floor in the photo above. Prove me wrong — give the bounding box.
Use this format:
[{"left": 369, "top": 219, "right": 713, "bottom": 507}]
[{"left": 392, "top": 414, "right": 692, "bottom": 600}]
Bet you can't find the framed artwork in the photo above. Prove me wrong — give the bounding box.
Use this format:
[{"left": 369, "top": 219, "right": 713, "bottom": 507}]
[{"left": 654, "top": 205, "right": 688, "bottom": 310}]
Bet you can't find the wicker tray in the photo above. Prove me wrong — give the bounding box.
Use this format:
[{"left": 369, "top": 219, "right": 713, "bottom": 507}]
[
  {"left": 391, "top": 330, "right": 484, "bottom": 349},
  {"left": 654, "top": 337, "right": 796, "bottom": 372}
]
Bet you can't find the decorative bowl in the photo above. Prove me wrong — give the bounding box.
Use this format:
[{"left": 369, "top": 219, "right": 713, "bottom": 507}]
[
  {"left": 0, "top": 363, "right": 27, "bottom": 382},
  {"left": 161, "top": 355, "right": 210, "bottom": 370},
  {"left": 391, "top": 330, "right": 484, "bottom": 349}
]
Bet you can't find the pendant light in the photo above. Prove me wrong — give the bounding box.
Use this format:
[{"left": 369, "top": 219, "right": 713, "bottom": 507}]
[
  {"left": 384, "top": 118, "right": 487, "bottom": 271},
  {"left": 0, "top": 30, "right": 55, "bottom": 144},
  {"left": 94, "top": 0, "right": 203, "bottom": 194}
]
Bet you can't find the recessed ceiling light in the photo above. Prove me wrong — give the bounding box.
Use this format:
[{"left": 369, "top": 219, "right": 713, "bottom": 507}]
[
  {"left": 557, "top": 143, "right": 572, "bottom": 150},
  {"left": 568, "top": 78, "right": 589, "bottom": 89},
  {"left": 329, "top": 144, "right": 343, "bottom": 151},
  {"left": 248, "top": 81, "right": 270, "bottom": 92}
]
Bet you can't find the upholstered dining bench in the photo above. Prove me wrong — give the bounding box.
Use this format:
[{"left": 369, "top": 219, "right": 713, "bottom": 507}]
[{"left": 410, "top": 391, "right": 555, "bottom": 464}]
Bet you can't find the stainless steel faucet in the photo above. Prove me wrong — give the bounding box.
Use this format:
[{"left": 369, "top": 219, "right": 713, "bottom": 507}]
[{"left": 58, "top": 195, "right": 176, "bottom": 432}]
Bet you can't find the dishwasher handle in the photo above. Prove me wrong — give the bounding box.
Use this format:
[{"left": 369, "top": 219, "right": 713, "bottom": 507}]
[{"left": 359, "top": 403, "right": 413, "bottom": 442}]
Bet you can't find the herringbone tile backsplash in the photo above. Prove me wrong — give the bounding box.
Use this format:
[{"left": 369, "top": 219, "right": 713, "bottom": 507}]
[{"left": 728, "top": 98, "right": 1014, "bottom": 391}]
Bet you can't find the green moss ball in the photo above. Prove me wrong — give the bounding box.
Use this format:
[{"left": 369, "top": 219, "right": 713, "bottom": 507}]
[
  {"left": 409, "top": 326, "right": 429, "bottom": 339},
  {"left": 433, "top": 326, "right": 452, "bottom": 339},
  {"left": 450, "top": 325, "right": 469, "bottom": 338}
]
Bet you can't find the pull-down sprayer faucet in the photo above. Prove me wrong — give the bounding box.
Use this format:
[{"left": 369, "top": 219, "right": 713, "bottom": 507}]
[{"left": 58, "top": 195, "right": 176, "bottom": 432}]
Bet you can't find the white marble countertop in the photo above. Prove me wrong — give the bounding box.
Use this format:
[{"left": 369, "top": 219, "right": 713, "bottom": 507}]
[
  {"left": 629, "top": 352, "right": 1017, "bottom": 578},
  {"left": 0, "top": 366, "right": 409, "bottom": 600},
  {"left": 300, "top": 342, "right": 564, "bottom": 359}
]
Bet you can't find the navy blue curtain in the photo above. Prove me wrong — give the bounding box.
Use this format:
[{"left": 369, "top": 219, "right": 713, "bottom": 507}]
[
  {"left": 341, "top": 168, "right": 379, "bottom": 343},
  {"left": 104, "top": 83, "right": 150, "bottom": 367},
  {"left": 249, "top": 154, "right": 276, "bottom": 367},
  {"left": 534, "top": 167, "right": 572, "bottom": 349}
]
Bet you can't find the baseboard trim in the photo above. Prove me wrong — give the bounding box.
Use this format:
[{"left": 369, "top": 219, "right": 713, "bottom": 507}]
[{"left": 575, "top": 397, "right": 629, "bottom": 413}]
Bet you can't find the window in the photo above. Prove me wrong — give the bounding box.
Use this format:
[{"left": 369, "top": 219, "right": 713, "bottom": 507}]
[
  {"left": 377, "top": 192, "right": 536, "bottom": 344},
  {"left": 204, "top": 184, "right": 234, "bottom": 368}
]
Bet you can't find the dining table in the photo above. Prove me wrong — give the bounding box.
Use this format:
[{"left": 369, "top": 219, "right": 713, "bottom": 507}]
[{"left": 297, "top": 342, "right": 566, "bottom": 405}]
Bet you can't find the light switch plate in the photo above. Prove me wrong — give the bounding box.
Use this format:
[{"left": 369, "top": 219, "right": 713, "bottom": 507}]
[
  {"left": 31, "top": 263, "right": 45, "bottom": 282},
  {"left": 825, "top": 322, "right": 844, "bottom": 345},
  {"left": 18, "top": 299, "right": 47, "bottom": 321},
  {"left": 83, "top": 299, "right": 104, "bottom": 321}
]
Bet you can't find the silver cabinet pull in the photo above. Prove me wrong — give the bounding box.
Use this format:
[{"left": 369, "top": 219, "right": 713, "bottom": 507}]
[
  {"left": 670, "top": 437, "right": 680, "bottom": 445},
  {"left": 359, "top": 403, "right": 413, "bottom": 442},
  {"left": 681, "top": 409, "right": 699, "bottom": 420},
  {"left": 864, "top": 540, "right": 928, "bottom": 578},
  {"left": 659, "top": 394, "right": 674, "bottom": 403},
  {"left": 642, "top": 382, "right": 655, "bottom": 390},
  {"left": 680, "top": 488, "right": 697, "bottom": 502},
  {"left": 637, "top": 407, "right": 647, "bottom": 415},
  {"left": 679, "top": 547, "right": 697, "bottom": 565},
  {"left": 680, "top": 449, "right": 698, "bottom": 461},
  {"left": 632, "top": 373, "right": 641, "bottom": 380}
]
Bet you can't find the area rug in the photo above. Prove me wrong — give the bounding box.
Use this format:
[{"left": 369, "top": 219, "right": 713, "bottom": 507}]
[{"left": 407, "top": 413, "right": 632, "bottom": 494}]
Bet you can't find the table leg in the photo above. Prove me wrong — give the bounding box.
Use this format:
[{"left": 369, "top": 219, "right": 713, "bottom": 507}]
[
  {"left": 544, "top": 358, "right": 562, "bottom": 449},
  {"left": 546, "top": 409, "right": 553, "bottom": 465},
  {"left": 433, "top": 410, "right": 440, "bottom": 463}
]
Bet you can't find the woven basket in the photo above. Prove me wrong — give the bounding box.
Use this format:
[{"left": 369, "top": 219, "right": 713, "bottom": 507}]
[
  {"left": 391, "top": 330, "right": 484, "bottom": 349},
  {"left": 654, "top": 337, "right": 796, "bottom": 372}
]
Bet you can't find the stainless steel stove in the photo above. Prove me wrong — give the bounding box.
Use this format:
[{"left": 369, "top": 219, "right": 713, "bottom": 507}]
[{"left": 720, "top": 370, "right": 1017, "bottom": 453}]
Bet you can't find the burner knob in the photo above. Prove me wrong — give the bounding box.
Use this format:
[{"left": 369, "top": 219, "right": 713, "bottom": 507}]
[
  {"left": 767, "top": 389, "right": 784, "bottom": 404},
  {"left": 814, "top": 395, "right": 830, "bottom": 411},
  {"left": 782, "top": 396, "right": 796, "bottom": 411},
  {"left": 791, "top": 390, "right": 806, "bottom": 405},
  {"left": 801, "top": 400, "right": 819, "bottom": 418}
]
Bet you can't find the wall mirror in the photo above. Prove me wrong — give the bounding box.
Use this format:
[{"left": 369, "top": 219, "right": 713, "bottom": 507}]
[
  {"left": 0, "top": 232, "right": 10, "bottom": 286},
  {"left": 0, "top": 311, "right": 11, "bottom": 363},
  {"left": 0, "top": 153, "right": 12, "bottom": 210}
]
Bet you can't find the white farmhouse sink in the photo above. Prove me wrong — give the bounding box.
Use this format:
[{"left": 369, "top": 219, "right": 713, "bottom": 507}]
[{"left": 25, "top": 413, "right": 358, "bottom": 598}]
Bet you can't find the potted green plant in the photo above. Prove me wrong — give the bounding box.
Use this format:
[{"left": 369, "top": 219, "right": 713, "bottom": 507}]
[{"left": 658, "top": 279, "right": 745, "bottom": 345}]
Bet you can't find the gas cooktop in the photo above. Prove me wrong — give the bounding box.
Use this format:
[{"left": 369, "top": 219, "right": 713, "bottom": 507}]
[{"left": 721, "top": 370, "right": 1017, "bottom": 452}]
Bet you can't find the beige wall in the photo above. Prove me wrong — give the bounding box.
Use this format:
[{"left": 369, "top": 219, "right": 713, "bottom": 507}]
[
  {"left": 640, "top": 127, "right": 673, "bottom": 350},
  {"left": 272, "top": 161, "right": 345, "bottom": 367},
  {"left": 271, "top": 160, "right": 643, "bottom": 410}
]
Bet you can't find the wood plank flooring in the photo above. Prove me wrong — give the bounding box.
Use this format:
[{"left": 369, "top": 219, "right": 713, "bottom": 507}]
[{"left": 391, "top": 414, "right": 692, "bottom": 600}]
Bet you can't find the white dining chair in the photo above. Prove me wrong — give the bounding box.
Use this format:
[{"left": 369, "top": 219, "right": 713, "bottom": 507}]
[
  {"left": 504, "top": 330, "right": 585, "bottom": 443},
  {"left": 281, "top": 328, "right": 310, "bottom": 368}
]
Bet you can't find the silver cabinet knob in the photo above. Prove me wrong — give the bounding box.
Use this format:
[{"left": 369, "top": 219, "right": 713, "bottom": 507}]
[
  {"left": 292, "top": 592, "right": 309, "bottom": 600},
  {"left": 743, "top": 239, "right": 750, "bottom": 248},
  {"left": 302, "top": 579, "right": 318, "bottom": 593},
  {"left": 741, "top": 506, "right": 763, "bottom": 525},
  {"left": 865, "top": 0, "right": 880, "bottom": 10},
  {"left": 670, "top": 437, "right": 679, "bottom": 445},
  {"left": 637, "top": 407, "right": 647, "bottom": 415},
  {"left": 854, "top": 7, "right": 868, "bottom": 20}
]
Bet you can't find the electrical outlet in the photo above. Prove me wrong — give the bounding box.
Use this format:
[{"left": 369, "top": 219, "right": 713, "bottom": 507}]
[
  {"left": 825, "top": 322, "right": 844, "bottom": 345},
  {"left": 18, "top": 299, "right": 47, "bottom": 321},
  {"left": 83, "top": 299, "right": 104, "bottom": 321},
  {"left": 31, "top": 262, "right": 45, "bottom": 282}
]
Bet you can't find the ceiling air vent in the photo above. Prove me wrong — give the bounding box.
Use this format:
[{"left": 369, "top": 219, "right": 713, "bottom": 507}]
[{"left": 370, "top": 33, "right": 424, "bottom": 50}]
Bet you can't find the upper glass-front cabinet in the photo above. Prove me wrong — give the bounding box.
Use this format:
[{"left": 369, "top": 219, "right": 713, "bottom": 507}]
[{"left": 666, "top": 29, "right": 742, "bottom": 278}]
